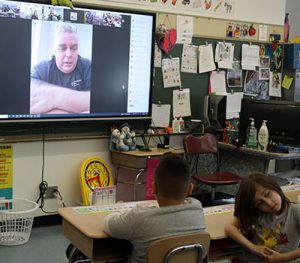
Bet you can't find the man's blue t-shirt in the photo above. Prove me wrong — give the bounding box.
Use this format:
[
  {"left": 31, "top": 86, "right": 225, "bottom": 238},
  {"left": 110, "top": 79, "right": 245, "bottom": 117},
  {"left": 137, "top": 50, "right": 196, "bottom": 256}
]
[{"left": 31, "top": 55, "right": 91, "bottom": 91}]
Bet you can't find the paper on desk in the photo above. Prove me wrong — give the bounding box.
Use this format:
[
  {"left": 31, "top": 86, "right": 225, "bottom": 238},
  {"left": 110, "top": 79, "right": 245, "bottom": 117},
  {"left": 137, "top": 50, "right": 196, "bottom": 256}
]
[
  {"left": 198, "top": 44, "right": 216, "bottom": 73},
  {"left": 241, "top": 44, "right": 260, "bottom": 70},
  {"left": 181, "top": 44, "right": 198, "bottom": 73},
  {"left": 151, "top": 103, "right": 171, "bottom": 127},
  {"left": 173, "top": 88, "right": 191, "bottom": 118},
  {"left": 226, "top": 92, "right": 243, "bottom": 119},
  {"left": 210, "top": 70, "right": 227, "bottom": 95}
]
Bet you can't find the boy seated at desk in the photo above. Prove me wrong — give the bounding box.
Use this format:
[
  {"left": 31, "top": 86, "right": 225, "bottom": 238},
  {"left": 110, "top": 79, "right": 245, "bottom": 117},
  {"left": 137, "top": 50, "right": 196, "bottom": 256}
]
[{"left": 103, "top": 154, "right": 206, "bottom": 263}]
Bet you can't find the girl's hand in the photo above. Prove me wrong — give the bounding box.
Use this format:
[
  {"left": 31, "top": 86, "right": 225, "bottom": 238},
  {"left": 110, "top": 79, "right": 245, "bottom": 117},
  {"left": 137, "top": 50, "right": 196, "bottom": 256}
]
[
  {"left": 265, "top": 250, "right": 285, "bottom": 263},
  {"left": 250, "top": 244, "right": 272, "bottom": 259}
]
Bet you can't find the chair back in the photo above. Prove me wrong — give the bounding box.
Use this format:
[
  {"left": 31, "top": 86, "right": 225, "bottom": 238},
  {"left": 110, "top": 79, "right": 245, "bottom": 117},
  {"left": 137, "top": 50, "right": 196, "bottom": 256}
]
[
  {"left": 147, "top": 231, "right": 210, "bottom": 263},
  {"left": 183, "top": 134, "right": 218, "bottom": 155},
  {"left": 183, "top": 134, "right": 219, "bottom": 174}
]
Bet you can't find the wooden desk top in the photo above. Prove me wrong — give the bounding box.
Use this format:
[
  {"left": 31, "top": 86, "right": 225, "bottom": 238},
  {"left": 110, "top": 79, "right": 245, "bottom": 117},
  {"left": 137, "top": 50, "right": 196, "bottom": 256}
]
[
  {"left": 58, "top": 201, "right": 232, "bottom": 240},
  {"left": 218, "top": 142, "right": 300, "bottom": 160},
  {"left": 58, "top": 185, "right": 300, "bottom": 242}
]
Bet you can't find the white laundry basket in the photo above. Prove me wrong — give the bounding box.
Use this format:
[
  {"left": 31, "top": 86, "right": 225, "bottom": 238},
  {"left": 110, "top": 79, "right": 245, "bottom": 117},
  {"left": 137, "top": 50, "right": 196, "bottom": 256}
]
[{"left": 0, "top": 198, "right": 39, "bottom": 246}]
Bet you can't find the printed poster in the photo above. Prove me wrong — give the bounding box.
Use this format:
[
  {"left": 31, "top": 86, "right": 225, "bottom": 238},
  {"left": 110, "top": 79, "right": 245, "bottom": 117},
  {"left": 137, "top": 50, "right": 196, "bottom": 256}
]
[
  {"left": 0, "top": 145, "right": 13, "bottom": 200},
  {"left": 162, "top": 57, "right": 182, "bottom": 88}
]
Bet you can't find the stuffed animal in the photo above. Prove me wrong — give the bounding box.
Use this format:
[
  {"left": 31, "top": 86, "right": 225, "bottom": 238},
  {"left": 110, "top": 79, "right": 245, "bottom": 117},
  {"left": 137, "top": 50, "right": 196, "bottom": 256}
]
[
  {"left": 120, "top": 123, "right": 137, "bottom": 151},
  {"left": 110, "top": 128, "right": 128, "bottom": 151},
  {"left": 51, "top": 0, "right": 74, "bottom": 9}
]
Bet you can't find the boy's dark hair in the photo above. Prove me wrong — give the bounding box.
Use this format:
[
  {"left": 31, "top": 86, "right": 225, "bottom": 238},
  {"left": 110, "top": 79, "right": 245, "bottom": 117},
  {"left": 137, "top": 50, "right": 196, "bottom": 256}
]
[
  {"left": 155, "top": 154, "right": 191, "bottom": 199},
  {"left": 234, "top": 173, "right": 289, "bottom": 236}
]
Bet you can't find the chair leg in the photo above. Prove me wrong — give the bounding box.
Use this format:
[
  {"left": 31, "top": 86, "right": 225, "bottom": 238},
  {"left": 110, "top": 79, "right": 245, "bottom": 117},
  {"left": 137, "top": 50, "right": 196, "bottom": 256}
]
[{"left": 210, "top": 187, "right": 216, "bottom": 201}]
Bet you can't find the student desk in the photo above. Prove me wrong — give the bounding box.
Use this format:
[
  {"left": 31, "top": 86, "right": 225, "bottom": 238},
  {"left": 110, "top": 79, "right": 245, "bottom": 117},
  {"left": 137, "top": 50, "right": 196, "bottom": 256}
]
[
  {"left": 218, "top": 142, "right": 300, "bottom": 176},
  {"left": 110, "top": 148, "right": 184, "bottom": 200},
  {"left": 58, "top": 185, "right": 300, "bottom": 263}
]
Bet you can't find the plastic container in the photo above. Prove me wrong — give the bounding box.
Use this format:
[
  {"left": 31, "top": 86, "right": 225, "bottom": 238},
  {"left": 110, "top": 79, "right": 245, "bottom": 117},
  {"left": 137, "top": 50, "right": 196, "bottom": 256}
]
[
  {"left": 0, "top": 198, "right": 39, "bottom": 246},
  {"left": 178, "top": 117, "right": 185, "bottom": 133},
  {"left": 246, "top": 118, "right": 257, "bottom": 149},
  {"left": 258, "top": 120, "right": 269, "bottom": 151},
  {"left": 172, "top": 117, "right": 179, "bottom": 133}
]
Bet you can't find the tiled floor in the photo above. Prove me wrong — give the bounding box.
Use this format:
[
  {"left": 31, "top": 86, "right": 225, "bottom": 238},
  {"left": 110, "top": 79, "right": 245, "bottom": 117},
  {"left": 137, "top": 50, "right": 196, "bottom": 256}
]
[{"left": 0, "top": 224, "right": 70, "bottom": 263}]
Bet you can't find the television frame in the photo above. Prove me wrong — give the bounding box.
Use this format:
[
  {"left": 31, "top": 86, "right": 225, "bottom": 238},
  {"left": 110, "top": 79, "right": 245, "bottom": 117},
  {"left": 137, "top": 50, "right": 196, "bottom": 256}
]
[{"left": 0, "top": 0, "right": 156, "bottom": 124}]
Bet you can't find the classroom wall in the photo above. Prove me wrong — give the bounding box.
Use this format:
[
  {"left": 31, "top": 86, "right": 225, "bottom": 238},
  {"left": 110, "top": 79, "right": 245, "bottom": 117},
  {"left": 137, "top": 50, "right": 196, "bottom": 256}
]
[
  {"left": 74, "top": 0, "right": 286, "bottom": 26},
  {"left": 285, "top": 0, "right": 300, "bottom": 39},
  {"left": 5, "top": 0, "right": 287, "bottom": 217}
]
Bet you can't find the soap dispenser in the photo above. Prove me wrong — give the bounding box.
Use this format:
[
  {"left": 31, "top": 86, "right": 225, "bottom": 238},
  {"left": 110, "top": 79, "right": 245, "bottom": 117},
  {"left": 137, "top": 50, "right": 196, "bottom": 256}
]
[
  {"left": 246, "top": 118, "right": 257, "bottom": 149},
  {"left": 258, "top": 120, "right": 269, "bottom": 151}
]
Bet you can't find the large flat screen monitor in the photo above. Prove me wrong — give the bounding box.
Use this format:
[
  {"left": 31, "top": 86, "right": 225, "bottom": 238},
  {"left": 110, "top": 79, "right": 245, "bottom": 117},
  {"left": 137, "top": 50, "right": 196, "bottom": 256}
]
[
  {"left": 239, "top": 98, "right": 300, "bottom": 146},
  {"left": 0, "top": 0, "right": 155, "bottom": 123}
]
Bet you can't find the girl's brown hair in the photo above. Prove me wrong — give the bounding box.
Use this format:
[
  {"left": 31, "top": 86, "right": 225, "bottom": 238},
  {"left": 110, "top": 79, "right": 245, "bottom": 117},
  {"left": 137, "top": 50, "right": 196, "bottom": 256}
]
[{"left": 234, "top": 173, "right": 289, "bottom": 236}]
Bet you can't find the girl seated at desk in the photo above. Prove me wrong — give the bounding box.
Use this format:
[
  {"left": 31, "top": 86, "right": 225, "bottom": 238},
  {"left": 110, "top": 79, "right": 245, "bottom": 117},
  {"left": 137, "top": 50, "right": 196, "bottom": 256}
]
[{"left": 225, "top": 173, "right": 300, "bottom": 263}]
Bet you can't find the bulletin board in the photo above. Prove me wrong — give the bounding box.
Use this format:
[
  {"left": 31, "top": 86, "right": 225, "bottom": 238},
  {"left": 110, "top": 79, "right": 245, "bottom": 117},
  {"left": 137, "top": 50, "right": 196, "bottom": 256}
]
[{"left": 152, "top": 37, "right": 282, "bottom": 121}]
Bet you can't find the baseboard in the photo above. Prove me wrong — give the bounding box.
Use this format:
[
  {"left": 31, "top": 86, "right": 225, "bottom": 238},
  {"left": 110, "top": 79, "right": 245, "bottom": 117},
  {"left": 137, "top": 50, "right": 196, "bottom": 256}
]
[{"left": 33, "top": 214, "right": 62, "bottom": 227}]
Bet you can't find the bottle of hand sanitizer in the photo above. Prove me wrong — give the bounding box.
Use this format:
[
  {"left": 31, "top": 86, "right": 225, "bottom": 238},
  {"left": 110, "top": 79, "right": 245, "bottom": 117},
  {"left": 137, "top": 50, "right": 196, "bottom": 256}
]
[
  {"left": 246, "top": 118, "right": 257, "bottom": 149},
  {"left": 258, "top": 120, "right": 269, "bottom": 151}
]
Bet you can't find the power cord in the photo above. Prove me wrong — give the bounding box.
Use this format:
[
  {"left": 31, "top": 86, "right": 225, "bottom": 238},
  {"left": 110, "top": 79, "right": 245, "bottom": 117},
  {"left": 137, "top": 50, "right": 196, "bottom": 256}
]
[
  {"left": 36, "top": 127, "right": 66, "bottom": 213},
  {"left": 53, "top": 189, "right": 66, "bottom": 208}
]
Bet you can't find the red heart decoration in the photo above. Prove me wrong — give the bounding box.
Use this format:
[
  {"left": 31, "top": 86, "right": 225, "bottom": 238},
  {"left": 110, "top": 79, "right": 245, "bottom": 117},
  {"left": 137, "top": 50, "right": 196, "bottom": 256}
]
[{"left": 156, "top": 28, "right": 177, "bottom": 54}]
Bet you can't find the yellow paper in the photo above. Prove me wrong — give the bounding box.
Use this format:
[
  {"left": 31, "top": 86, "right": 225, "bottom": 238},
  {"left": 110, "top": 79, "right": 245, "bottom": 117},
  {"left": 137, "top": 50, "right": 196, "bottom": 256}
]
[{"left": 282, "top": 75, "right": 294, "bottom": 90}]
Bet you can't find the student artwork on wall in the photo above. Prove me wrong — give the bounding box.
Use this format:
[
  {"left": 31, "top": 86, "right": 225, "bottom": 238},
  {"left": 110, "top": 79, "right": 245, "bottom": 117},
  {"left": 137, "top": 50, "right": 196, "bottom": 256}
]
[
  {"left": 106, "top": 0, "right": 235, "bottom": 18},
  {"left": 181, "top": 44, "right": 198, "bottom": 73},
  {"left": 162, "top": 57, "right": 182, "bottom": 88},
  {"left": 227, "top": 61, "right": 243, "bottom": 87},
  {"left": 173, "top": 88, "right": 191, "bottom": 118},
  {"left": 215, "top": 41, "right": 234, "bottom": 69},
  {"left": 176, "top": 15, "right": 193, "bottom": 44},
  {"left": 198, "top": 43, "right": 216, "bottom": 73}
]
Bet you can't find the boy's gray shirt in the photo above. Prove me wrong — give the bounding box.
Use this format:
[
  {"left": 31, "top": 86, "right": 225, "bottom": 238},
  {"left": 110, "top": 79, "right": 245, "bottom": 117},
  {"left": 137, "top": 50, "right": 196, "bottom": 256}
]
[{"left": 104, "top": 197, "right": 206, "bottom": 263}]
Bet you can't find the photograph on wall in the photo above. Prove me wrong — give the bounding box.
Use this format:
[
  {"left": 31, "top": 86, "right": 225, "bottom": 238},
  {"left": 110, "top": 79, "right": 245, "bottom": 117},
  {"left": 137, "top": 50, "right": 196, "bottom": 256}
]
[
  {"left": 244, "top": 70, "right": 258, "bottom": 96},
  {"left": 227, "top": 66, "right": 243, "bottom": 88},
  {"left": 260, "top": 56, "right": 270, "bottom": 67},
  {"left": 257, "top": 80, "right": 269, "bottom": 100},
  {"left": 269, "top": 72, "right": 282, "bottom": 97},
  {"left": 258, "top": 67, "right": 270, "bottom": 80}
]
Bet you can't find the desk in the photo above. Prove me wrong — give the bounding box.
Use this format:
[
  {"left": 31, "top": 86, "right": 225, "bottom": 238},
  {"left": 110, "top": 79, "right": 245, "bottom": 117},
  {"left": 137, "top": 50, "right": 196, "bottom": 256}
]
[
  {"left": 59, "top": 185, "right": 300, "bottom": 262},
  {"left": 218, "top": 142, "right": 300, "bottom": 176},
  {"left": 111, "top": 148, "right": 184, "bottom": 200}
]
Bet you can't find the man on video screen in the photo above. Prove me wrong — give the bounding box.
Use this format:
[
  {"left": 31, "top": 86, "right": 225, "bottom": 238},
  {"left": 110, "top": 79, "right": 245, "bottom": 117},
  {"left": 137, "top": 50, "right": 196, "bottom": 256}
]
[{"left": 30, "top": 22, "right": 92, "bottom": 114}]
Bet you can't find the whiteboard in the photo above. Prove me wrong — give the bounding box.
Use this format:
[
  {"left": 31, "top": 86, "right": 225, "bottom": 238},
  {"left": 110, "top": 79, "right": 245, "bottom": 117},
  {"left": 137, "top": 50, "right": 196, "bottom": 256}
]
[{"left": 75, "top": 0, "right": 286, "bottom": 25}]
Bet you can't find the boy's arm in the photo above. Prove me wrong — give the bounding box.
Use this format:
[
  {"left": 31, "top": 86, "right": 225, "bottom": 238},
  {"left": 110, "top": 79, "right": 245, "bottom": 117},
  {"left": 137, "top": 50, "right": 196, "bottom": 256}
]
[
  {"left": 224, "top": 216, "right": 269, "bottom": 259},
  {"left": 103, "top": 210, "right": 134, "bottom": 239}
]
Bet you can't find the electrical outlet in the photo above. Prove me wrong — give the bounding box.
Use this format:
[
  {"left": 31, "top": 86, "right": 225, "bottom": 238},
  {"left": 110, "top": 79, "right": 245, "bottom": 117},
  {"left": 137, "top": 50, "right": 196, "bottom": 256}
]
[{"left": 44, "top": 186, "right": 58, "bottom": 199}]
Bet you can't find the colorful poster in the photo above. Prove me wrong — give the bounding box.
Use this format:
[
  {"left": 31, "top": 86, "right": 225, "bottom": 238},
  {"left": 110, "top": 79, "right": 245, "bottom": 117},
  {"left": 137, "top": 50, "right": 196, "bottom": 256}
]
[{"left": 0, "top": 145, "right": 13, "bottom": 199}]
